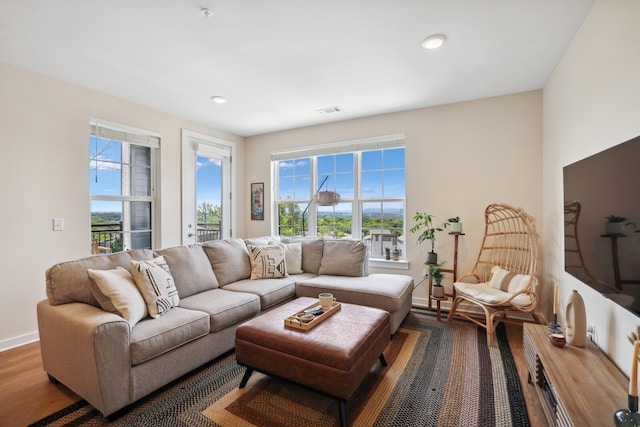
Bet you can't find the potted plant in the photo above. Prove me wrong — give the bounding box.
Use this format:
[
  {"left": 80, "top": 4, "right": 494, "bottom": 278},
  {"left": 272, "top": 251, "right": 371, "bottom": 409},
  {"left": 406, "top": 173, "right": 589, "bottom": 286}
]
[
  {"left": 605, "top": 215, "right": 636, "bottom": 235},
  {"left": 410, "top": 212, "right": 443, "bottom": 264},
  {"left": 427, "top": 262, "right": 446, "bottom": 298},
  {"left": 444, "top": 216, "right": 462, "bottom": 233}
]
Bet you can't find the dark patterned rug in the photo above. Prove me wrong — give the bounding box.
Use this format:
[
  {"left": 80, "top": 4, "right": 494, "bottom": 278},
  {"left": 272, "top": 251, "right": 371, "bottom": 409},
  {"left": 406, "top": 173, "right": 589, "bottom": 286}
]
[{"left": 30, "top": 311, "right": 529, "bottom": 426}]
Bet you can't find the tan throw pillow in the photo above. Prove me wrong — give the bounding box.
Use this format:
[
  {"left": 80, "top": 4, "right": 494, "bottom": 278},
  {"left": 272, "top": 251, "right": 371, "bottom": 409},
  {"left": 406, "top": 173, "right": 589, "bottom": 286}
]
[
  {"left": 87, "top": 267, "right": 148, "bottom": 326},
  {"left": 280, "top": 237, "right": 324, "bottom": 274},
  {"left": 247, "top": 245, "right": 288, "bottom": 279},
  {"left": 318, "top": 239, "right": 367, "bottom": 277},
  {"left": 284, "top": 242, "right": 303, "bottom": 274},
  {"left": 203, "top": 238, "right": 252, "bottom": 285},
  {"left": 130, "top": 256, "right": 180, "bottom": 318},
  {"left": 488, "top": 266, "right": 532, "bottom": 293}
]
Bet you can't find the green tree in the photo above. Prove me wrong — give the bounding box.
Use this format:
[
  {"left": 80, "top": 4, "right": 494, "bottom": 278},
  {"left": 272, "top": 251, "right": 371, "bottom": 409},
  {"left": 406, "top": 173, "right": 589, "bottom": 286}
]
[
  {"left": 197, "top": 202, "right": 221, "bottom": 225},
  {"left": 279, "top": 203, "right": 302, "bottom": 236}
]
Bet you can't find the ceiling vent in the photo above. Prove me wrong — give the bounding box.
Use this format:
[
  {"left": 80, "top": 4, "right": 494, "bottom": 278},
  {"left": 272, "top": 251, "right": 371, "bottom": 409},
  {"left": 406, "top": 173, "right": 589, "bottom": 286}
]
[{"left": 316, "top": 106, "right": 342, "bottom": 115}]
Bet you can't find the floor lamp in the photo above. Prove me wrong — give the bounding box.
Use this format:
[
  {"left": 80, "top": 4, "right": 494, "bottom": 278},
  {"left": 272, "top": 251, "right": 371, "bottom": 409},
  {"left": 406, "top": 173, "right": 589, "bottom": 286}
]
[{"left": 301, "top": 176, "right": 341, "bottom": 236}]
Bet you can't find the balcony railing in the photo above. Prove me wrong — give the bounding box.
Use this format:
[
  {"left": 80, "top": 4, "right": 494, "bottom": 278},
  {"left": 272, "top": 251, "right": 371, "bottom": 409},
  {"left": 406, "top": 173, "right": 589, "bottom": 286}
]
[
  {"left": 91, "top": 222, "right": 122, "bottom": 254},
  {"left": 196, "top": 222, "right": 221, "bottom": 243},
  {"left": 91, "top": 221, "right": 221, "bottom": 254}
]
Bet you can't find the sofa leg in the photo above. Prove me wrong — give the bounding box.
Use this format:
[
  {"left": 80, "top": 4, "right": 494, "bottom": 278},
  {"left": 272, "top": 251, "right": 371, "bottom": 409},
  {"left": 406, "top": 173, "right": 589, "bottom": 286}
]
[
  {"left": 239, "top": 367, "right": 254, "bottom": 388},
  {"left": 47, "top": 374, "right": 60, "bottom": 384}
]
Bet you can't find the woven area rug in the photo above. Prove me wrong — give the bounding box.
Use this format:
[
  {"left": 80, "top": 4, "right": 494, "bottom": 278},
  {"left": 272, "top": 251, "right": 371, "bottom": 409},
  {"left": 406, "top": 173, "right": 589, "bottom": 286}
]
[{"left": 30, "top": 311, "right": 529, "bottom": 427}]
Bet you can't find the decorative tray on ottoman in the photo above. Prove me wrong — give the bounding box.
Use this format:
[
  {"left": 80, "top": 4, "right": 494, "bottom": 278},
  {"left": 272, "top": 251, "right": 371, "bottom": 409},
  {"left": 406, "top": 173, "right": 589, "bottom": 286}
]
[{"left": 284, "top": 301, "right": 341, "bottom": 331}]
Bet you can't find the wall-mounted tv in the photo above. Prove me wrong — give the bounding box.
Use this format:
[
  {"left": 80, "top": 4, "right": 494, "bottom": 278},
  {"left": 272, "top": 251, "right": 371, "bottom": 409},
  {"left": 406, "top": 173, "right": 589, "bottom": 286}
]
[{"left": 563, "top": 135, "right": 640, "bottom": 316}]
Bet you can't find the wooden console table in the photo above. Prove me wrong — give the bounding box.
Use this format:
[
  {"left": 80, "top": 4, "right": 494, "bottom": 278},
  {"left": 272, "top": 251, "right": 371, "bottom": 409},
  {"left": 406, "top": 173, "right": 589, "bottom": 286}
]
[{"left": 523, "top": 323, "right": 628, "bottom": 426}]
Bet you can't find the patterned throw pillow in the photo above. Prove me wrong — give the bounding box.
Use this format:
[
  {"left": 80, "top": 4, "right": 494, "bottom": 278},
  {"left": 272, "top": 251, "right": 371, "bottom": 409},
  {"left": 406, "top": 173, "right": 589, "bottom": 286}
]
[
  {"left": 87, "top": 267, "right": 148, "bottom": 326},
  {"left": 247, "top": 245, "right": 288, "bottom": 280},
  {"left": 487, "top": 265, "right": 532, "bottom": 294},
  {"left": 130, "top": 256, "right": 180, "bottom": 318}
]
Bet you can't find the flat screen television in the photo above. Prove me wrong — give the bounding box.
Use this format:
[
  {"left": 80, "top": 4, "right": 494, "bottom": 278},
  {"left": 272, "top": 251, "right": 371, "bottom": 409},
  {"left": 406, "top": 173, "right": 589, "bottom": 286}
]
[{"left": 563, "top": 135, "right": 640, "bottom": 316}]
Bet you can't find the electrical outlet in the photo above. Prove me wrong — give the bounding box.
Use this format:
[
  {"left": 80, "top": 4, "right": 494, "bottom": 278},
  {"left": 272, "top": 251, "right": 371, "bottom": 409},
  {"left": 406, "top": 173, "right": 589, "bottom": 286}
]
[
  {"left": 587, "top": 324, "right": 595, "bottom": 341},
  {"left": 53, "top": 218, "right": 64, "bottom": 231}
]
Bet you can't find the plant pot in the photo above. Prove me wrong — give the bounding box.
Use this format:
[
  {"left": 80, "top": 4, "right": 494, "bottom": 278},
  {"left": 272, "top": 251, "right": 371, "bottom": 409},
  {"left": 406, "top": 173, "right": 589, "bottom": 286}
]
[
  {"left": 432, "top": 285, "right": 445, "bottom": 298},
  {"left": 605, "top": 222, "right": 625, "bottom": 235},
  {"left": 448, "top": 222, "right": 462, "bottom": 233},
  {"left": 425, "top": 251, "right": 438, "bottom": 265}
]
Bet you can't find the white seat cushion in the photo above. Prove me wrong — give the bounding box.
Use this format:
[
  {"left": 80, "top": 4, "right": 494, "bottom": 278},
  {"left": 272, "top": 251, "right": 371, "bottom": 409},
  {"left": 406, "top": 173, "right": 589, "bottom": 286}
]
[{"left": 454, "top": 281, "right": 532, "bottom": 307}]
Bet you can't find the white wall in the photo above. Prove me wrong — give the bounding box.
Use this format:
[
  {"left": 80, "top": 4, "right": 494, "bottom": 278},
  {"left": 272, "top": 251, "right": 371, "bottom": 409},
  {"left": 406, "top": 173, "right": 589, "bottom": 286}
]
[
  {"left": 0, "top": 62, "right": 245, "bottom": 350},
  {"left": 543, "top": 0, "right": 640, "bottom": 374},
  {"left": 245, "top": 91, "right": 543, "bottom": 308}
]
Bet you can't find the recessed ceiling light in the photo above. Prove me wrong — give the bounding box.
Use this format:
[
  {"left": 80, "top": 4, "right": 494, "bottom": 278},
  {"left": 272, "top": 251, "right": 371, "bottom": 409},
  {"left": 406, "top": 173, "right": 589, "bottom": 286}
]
[
  {"left": 316, "top": 106, "right": 342, "bottom": 115},
  {"left": 210, "top": 96, "right": 226, "bottom": 104},
  {"left": 421, "top": 34, "right": 446, "bottom": 50}
]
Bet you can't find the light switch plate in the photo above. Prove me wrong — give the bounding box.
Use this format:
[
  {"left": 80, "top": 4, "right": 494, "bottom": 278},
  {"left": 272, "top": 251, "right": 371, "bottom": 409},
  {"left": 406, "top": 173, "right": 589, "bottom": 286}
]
[{"left": 53, "top": 218, "right": 64, "bottom": 231}]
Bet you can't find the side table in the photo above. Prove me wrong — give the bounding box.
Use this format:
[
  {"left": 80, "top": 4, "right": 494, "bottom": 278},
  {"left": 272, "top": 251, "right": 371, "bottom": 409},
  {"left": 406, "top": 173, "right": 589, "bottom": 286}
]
[{"left": 431, "top": 296, "right": 448, "bottom": 321}]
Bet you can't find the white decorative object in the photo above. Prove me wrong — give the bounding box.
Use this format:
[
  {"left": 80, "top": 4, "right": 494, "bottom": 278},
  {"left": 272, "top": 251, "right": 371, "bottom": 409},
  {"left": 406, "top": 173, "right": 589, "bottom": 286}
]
[{"left": 566, "top": 290, "right": 586, "bottom": 347}]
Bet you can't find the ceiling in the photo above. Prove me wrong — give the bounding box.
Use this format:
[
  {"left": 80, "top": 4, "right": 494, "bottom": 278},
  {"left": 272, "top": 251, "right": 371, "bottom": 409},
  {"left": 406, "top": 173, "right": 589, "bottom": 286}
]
[{"left": 0, "top": 1, "right": 594, "bottom": 137}]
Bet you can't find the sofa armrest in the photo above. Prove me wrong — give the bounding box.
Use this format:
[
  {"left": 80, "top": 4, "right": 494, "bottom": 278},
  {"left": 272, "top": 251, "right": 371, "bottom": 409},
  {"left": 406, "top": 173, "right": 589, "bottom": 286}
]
[{"left": 37, "top": 300, "right": 132, "bottom": 416}]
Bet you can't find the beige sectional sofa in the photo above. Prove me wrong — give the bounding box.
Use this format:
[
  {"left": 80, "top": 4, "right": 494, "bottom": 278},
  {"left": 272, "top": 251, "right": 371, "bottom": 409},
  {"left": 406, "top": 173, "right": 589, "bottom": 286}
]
[{"left": 37, "top": 236, "right": 413, "bottom": 417}]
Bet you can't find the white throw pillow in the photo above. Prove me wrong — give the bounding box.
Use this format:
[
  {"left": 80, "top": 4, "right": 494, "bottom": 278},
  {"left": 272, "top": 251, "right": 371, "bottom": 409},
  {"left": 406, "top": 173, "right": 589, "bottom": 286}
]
[
  {"left": 247, "top": 244, "right": 288, "bottom": 279},
  {"left": 87, "top": 267, "right": 148, "bottom": 326},
  {"left": 283, "top": 242, "right": 303, "bottom": 275},
  {"left": 130, "top": 256, "right": 180, "bottom": 318},
  {"left": 488, "top": 265, "right": 531, "bottom": 294}
]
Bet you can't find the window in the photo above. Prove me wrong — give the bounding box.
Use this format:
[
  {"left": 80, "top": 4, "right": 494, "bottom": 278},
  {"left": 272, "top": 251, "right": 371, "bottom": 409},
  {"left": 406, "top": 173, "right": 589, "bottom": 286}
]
[
  {"left": 89, "top": 121, "right": 159, "bottom": 253},
  {"left": 273, "top": 134, "right": 406, "bottom": 260}
]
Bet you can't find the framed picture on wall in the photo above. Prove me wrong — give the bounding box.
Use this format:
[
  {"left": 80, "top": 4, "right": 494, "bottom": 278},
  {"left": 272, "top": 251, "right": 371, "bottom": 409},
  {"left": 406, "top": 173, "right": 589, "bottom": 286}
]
[{"left": 251, "top": 182, "right": 264, "bottom": 220}]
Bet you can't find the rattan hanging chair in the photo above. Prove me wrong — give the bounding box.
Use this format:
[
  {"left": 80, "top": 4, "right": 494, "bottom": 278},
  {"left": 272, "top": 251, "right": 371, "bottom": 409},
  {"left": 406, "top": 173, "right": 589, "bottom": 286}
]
[{"left": 447, "top": 202, "right": 542, "bottom": 346}]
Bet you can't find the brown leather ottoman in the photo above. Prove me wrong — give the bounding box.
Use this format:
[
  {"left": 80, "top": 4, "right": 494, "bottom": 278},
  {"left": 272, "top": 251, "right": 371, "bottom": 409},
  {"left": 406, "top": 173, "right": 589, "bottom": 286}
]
[{"left": 235, "top": 297, "right": 390, "bottom": 427}]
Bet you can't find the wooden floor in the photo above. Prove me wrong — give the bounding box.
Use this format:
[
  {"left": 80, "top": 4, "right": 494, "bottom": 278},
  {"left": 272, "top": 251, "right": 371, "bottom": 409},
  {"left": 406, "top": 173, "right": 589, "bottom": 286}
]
[{"left": 0, "top": 322, "right": 548, "bottom": 427}]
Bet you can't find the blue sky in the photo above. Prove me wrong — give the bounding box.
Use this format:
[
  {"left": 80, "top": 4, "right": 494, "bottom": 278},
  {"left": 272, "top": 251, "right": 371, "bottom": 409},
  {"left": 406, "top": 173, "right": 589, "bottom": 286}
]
[
  {"left": 90, "top": 139, "right": 402, "bottom": 214},
  {"left": 277, "top": 148, "right": 405, "bottom": 211},
  {"left": 90, "top": 137, "right": 222, "bottom": 213},
  {"left": 196, "top": 155, "right": 222, "bottom": 207}
]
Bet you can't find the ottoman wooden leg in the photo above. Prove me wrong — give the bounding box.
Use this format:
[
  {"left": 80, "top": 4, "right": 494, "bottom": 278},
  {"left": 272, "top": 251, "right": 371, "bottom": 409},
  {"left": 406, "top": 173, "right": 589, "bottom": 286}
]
[
  {"left": 379, "top": 354, "right": 387, "bottom": 366},
  {"left": 339, "top": 400, "right": 347, "bottom": 427},
  {"left": 239, "top": 367, "right": 254, "bottom": 388}
]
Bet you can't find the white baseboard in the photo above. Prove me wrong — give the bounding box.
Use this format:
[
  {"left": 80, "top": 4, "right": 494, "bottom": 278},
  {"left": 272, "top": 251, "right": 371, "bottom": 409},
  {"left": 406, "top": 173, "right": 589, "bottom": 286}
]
[{"left": 0, "top": 331, "right": 39, "bottom": 352}]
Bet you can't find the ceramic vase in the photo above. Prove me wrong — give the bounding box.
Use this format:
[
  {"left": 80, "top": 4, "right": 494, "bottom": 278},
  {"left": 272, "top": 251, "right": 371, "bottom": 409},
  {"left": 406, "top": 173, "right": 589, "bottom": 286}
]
[
  {"left": 566, "top": 290, "right": 587, "bottom": 347},
  {"left": 433, "top": 285, "right": 445, "bottom": 298},
  {"left": 449, "top": 222, "right": 462, "bottom": 233}
]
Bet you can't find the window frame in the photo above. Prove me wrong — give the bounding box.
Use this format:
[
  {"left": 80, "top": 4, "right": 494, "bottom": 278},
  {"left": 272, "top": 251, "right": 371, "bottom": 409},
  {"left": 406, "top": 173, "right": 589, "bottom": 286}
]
[
  {"left": 272, "top": 134, "right": 407, "bottom": 266},
  {"left": 89, "top": 119, "right": 160, "bottom": 252}
]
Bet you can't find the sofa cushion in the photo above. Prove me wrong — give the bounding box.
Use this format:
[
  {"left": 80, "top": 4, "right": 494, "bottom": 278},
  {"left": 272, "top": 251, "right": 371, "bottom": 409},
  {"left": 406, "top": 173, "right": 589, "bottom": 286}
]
[
  {"left": 179, "top": 288, "right": 260, "bottom": 332},
  {"left": 247, "top": 244, "right": 288, "bottom": 279},
  {"left": 202, "top": 238, "right": 251, "bottom": 285},
  {"left": 284, "top": 242, "right": 303, "bottom": 275},
  {"left": 130, "top": 307, "right": 210, "bottom": 365},
  {"left": 87, "top": 267, "right": 148, "bottom": 326},
  {"left": 45, "top": 249, "right": 154, "bottom": 307},
  {"left": 244, "top": 236, "right": 281, "bottom": 246},
  {"left": 156, "top": 244, "right": 218, "bottom": 298},
  {"left": 280, "top": 237, "right": 324, "bottom": 274},
  {"left": 222, "top": 277, "right": 296, "bottom": 310},
  {"left": 296, "top": 273, "right": 413, "bottom": 312},
  {"left": 454, "top": 281, "right": 532, "bottom": 307},
  {"left": 130, "top": 256, "right": 180, "bottom": 318},
  {"left": 317, "top": 239, "right": 367, "bottom": 277}
]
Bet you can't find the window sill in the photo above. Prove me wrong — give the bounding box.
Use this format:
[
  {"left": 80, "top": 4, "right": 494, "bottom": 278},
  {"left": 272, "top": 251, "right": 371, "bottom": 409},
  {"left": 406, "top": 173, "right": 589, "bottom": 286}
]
[{"left": 369, "top": 259, "right": 409, "bottom": 270}]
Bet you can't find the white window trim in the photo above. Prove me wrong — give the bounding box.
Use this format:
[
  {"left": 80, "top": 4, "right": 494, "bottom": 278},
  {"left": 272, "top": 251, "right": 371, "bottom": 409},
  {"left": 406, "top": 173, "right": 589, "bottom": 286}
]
[
  {"left": 181, "top": 129, "right": 236, "bottom": 242},
  {"left": 272, "top": 134, "right": 407, "bottom": 266},
  {"left": 89, "top": 118, "right": 160, "bottom": 250}
]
